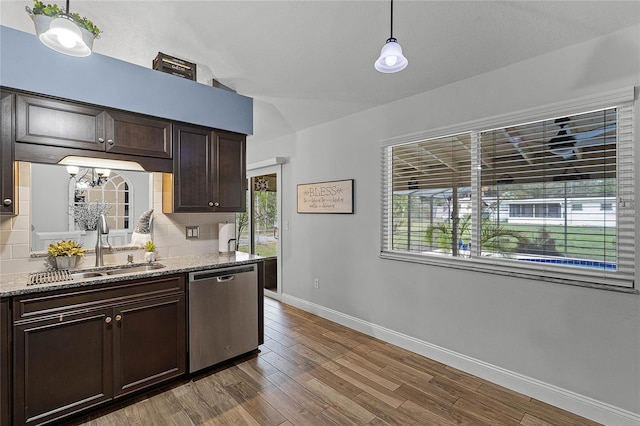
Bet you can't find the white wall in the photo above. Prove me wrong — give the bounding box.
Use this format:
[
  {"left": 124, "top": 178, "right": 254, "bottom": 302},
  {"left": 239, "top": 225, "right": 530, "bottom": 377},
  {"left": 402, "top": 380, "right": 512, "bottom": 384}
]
[{"left": 247, "top": 25, "right": 640, "bottom": 422}]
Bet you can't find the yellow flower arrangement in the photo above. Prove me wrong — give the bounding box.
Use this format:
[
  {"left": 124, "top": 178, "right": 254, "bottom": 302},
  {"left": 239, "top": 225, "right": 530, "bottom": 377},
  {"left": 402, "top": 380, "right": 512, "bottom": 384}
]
[
  {"left": 144, "top": 241, "right": 156, "bottom": 252},
  {"left": 48, "top": 240, "right": 86, "bottom": 257}
]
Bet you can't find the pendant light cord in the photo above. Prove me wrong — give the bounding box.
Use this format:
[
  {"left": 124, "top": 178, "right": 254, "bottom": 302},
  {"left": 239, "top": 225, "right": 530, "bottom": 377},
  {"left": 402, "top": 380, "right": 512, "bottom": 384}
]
[{"left": 390, "top": 0, "right": 394, "bottom": 39}]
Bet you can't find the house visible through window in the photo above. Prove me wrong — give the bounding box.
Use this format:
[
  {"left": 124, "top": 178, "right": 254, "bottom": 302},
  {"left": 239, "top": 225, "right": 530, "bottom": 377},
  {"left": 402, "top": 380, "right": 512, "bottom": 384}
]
[
  {"left": 381, "top": 101, "right": 635, "bottom": 289},
  {"left": 509, "top": 203, "right": 562, "bottom": 218},
  {"left": 600, "top": 203, "right": 613, "bottom": 211}
]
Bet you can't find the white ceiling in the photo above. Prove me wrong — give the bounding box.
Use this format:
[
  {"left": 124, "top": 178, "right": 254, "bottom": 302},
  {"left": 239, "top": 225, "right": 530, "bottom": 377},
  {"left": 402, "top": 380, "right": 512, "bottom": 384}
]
[{"left": 2, "top": 1, "right": 639, "bottom": 142}]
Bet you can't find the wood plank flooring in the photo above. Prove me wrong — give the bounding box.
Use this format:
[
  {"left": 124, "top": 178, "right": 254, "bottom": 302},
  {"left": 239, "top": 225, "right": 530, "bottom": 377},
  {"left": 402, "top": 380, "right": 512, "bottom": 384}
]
[{"left": 69, "top": 297, "right": 601, "bottom": 426}]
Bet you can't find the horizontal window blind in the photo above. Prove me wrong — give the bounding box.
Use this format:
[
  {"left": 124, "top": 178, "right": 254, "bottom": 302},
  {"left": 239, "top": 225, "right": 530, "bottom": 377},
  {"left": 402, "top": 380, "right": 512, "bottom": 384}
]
[
  {"left": 381, "top": 133, "right": 472, "bottom": 255},
  {"left": 478, "top": 106, "right": 633, "bottom": 284},
  {"left": 381, "top": 101, "right": 635, "bottom": 289}
]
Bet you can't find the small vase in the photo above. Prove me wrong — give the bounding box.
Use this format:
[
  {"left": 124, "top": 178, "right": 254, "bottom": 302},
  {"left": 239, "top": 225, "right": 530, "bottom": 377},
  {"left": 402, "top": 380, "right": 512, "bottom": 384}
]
[
  {"left": 55, "top": 256, "right": 78, "bottom": 270},
  {"left": 144, "top": 251, "right": 156, "bottom": 263}
]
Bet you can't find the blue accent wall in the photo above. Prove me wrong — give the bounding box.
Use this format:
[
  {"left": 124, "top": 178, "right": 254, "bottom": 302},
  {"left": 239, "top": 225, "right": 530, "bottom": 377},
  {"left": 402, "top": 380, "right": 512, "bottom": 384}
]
[{"left": 0, "top": 26, "right": 253, "bottom": 135}]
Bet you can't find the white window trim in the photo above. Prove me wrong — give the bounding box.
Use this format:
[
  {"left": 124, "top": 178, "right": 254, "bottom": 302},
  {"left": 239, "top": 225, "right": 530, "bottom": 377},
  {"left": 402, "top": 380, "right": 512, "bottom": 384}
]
[{"left": 380, "top": 88, "right": 636, "bottom": 293}]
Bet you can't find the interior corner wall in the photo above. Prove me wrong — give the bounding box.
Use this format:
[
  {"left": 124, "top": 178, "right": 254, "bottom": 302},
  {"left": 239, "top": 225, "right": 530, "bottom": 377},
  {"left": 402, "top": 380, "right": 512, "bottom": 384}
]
[{"left": 246, "top": 24, "right": 640, "bottom": 420}]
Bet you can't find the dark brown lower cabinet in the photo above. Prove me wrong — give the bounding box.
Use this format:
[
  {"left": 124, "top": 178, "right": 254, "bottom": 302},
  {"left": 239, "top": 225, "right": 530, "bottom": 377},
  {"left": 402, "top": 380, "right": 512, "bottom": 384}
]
[
  {"left": 114, "top": 294, "right": 185, "bottom": 397},
  {"left": 12, "top": 275, "right": 186, "bottom": 425},
  {"left": 13, "top": 309, "right": 113, "bottom": 425},
  {"left": 1, "top": 299, "right": 10, "bottom": 426}
]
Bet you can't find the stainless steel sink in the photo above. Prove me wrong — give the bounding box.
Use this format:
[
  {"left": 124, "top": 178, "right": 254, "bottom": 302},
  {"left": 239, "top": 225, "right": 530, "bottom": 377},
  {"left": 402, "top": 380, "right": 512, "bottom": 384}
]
[
  {"left": 70, "top": 271, "right": 106, "bottom": 280},
  {"left": 70, "top": 263, "right": 165, "bottom": 280},
  {"left": 104, "top": 264, "right": 165, "bottom": 275}
]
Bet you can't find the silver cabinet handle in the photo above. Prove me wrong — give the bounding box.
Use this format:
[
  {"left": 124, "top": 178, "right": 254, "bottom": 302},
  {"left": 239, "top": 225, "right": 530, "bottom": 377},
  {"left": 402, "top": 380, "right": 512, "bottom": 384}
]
[
  {"left": 216, "top": 275, "right": 236, "bottom": 283},
  {"left": 107, "top": 139, "right": 114, "bottom": 146},
  {"left": 98, "top": 137, "right": 105, "bottom": 143},
  {"left": 3, "top": 199, "right": 12, "bottom": 206},
  {"left": 208, "top": 201, "right": 214, "bottom": 207},
  {"left": 214, "top": 202, "right": 220, "bottom": 207},
  {"left": 105, "top": 316, "right": 112, "bottom": 324},
  {"left": 115, "top": 314, "right": 122, "bottom": 322}
]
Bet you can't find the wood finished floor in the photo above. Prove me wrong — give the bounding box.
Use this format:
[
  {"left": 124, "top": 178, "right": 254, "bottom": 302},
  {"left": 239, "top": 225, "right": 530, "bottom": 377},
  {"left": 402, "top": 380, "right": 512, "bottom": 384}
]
[{"left": 70, "top": 297, "right": 601, "bottom": 426}]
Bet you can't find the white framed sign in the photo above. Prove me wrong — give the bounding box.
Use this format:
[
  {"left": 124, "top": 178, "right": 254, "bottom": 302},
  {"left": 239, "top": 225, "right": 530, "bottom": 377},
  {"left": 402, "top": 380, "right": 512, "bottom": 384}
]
[{"left": 297, "top": 179, "right": 354, "bottom": 214}]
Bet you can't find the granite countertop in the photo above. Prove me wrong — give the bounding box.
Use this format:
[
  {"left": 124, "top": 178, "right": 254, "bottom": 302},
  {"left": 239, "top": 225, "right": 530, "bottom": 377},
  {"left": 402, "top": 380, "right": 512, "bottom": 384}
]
[{"left": 0, "top": 252, "right": 263, "bottom": 297}]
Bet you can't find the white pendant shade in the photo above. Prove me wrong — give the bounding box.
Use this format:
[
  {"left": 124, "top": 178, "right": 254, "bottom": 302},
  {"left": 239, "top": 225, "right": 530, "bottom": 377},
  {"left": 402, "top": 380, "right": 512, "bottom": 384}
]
[
  {"left": 374, "top": 38, "right": 408, "bottom": 73},
  {"left": 39, "top": 17, "right": 91, "bottom": 57}
]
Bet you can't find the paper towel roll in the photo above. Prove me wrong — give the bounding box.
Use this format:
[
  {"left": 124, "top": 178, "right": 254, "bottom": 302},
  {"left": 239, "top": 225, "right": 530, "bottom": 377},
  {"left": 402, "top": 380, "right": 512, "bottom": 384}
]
[{"left": 218, "top": 222, "right": 236, "bottom": 254}]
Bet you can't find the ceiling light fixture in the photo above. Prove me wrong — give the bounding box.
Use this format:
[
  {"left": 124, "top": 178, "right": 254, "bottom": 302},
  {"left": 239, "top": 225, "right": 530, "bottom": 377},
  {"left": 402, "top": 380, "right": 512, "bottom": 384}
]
[
  {"left": 374, "top": 0, "right": 408, "bottom": 73},
  {"left": 26, "top": 0, "right": 95, "bottom": 57},
  {"left": 67, "top": 167, "right": 110, "bottom": 187}
]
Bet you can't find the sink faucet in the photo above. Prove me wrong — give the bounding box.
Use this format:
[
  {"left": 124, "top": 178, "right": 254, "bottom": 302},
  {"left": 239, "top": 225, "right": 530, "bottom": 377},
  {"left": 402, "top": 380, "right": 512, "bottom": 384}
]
[
  {"left": 227, "top": 238, "right": 236, "bottom": 253},
  {"left": 95, "top": 213, "right": 112, "bottom": 267}
]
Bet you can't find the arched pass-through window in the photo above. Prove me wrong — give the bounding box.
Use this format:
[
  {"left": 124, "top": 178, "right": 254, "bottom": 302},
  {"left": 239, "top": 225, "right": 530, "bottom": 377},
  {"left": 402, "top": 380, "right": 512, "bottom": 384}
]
[{"left": 68, "top": 168, "right": 133, "bottom": 232}]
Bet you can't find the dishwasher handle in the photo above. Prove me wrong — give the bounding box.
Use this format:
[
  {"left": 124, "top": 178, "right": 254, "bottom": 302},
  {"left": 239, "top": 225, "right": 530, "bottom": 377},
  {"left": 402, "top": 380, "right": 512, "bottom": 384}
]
[
  {"left": 190, "top": 265, "right": 256, "bottom": 282},
  {"left": 217, "top": 275, "right": 236, "bottom": 283}
]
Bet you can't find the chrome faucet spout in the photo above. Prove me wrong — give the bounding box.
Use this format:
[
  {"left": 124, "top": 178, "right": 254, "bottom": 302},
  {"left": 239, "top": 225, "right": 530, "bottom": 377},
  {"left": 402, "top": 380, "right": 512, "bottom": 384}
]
[
  {"left": 227, "top": 238, "right": 236, "bottom": 253},
  {"left": 95, "top": 213, "right": 112, "bottom": 267}
]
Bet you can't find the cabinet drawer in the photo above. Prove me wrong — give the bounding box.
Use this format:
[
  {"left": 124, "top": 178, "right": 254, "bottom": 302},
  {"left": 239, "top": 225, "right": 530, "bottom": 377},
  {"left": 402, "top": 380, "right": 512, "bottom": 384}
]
[{"left": 13, "top": 274, "right": 185, "bottom": 322}]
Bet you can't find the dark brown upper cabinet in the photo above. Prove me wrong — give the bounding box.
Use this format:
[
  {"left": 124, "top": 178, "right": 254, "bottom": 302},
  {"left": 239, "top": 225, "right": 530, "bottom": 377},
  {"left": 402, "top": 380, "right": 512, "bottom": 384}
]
[
  {"left": 213, "top": 129, "right": 247, "bottom": 212},
  {"left": 1, "top": 91, "right": 18, "bottom": 216},
  {"left": 163, "top": 124, "right": 246, "bottom": 213},
  {"left": 16, "top": 94, "right": 171, "bottom": 159},
  {"left": 105, "top": 111, "right": 172, "bottom": 158}
]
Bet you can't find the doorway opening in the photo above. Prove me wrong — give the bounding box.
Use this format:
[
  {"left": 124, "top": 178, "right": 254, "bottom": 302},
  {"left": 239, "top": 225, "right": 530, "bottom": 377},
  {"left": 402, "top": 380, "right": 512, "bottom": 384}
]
[{"left": 236, "top": 161, "right": 283, "bottom": 299}]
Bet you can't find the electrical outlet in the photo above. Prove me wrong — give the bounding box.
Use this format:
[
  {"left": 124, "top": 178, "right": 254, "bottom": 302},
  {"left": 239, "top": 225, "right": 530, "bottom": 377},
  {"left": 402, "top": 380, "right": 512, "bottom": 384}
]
[
  {"left": 314, "top": 278, "right": 319, "bottom": 289},
  {"left": 186, "top": 226, "right": 199, "bottom": 239}
]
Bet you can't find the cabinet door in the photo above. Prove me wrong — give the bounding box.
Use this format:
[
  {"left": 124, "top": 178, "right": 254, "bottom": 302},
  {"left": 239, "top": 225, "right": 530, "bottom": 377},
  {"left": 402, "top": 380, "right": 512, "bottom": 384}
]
[
  {"left": 212, "top": 130, "right": 246, "bottom": 212},
  {"left": 113, "top": 294, "right": 186, "bottom": 397},
  {"left": 16, "top": 94, "right": 106, "bottom": 151},
  {"left": 1, "top": 299, "right": 10, "bottom": 426},
  {"left": 1, "top": 91, "right": 17, "bottom": 216},
  {"left": 13, "top": 309, "right": 113, "bottom": 425},
  {"left": 105, "top": 111, "right": 172, "bottom": 159},
  {"left": 170, "top": 124, "right": 215, "bottom": 212}
]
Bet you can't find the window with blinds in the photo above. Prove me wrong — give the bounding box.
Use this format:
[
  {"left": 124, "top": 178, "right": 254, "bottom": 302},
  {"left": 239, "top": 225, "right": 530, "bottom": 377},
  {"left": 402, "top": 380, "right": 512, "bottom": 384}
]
[{"left": 381, "top": 101, "right": 635, "bottom": 289}]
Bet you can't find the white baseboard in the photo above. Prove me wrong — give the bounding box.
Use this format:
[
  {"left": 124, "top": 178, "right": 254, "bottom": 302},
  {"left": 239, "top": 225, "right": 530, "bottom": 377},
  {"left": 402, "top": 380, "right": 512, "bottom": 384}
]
[{"left": 282, "top": 294, "right": 640, "bottom": 426}]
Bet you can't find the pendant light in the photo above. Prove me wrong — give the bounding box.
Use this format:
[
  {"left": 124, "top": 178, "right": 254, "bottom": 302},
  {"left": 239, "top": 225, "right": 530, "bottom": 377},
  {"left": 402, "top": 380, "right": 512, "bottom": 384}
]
[
  {"left": 374, "top": 0, "right": 408, "bottom": 73},
  {"left": 29, "top": 0, "right": 93, "bottom": 57}
]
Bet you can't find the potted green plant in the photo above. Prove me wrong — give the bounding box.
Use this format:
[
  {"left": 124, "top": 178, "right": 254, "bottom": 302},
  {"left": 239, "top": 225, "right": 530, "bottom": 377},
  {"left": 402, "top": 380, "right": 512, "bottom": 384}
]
[
  {"left": 144, "top": 241, "right": 156, "bottom": 263},
  {"left": 48, "top": 239, "right": 85, "bottom": 270},
  {"left": 26, "top": 0, "right": 101, "bottom": 49}
]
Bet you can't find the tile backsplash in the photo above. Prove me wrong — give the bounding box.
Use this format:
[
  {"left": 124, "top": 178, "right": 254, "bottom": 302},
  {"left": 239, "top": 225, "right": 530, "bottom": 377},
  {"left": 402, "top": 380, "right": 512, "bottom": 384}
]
[{"left": 0, "top": 162, "right": 235, "bottom": 275}]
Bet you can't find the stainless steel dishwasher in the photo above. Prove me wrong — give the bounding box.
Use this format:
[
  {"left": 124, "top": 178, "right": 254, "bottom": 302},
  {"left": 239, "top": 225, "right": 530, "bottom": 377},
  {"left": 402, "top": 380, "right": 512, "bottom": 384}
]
[{"left": 188, "top": 264, "right": 258, "bottom": 373}]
